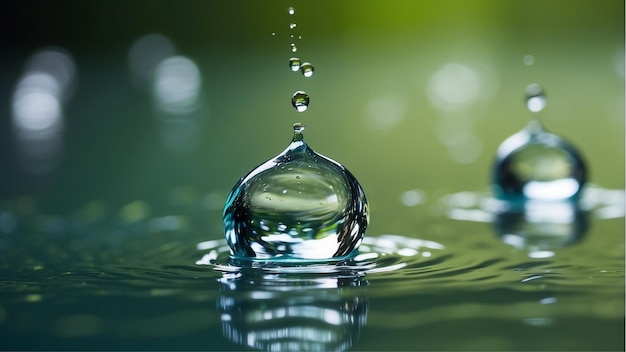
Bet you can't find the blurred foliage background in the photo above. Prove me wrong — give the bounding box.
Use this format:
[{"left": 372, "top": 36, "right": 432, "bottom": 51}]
[{"left": 0, "top": 0, "right": 623, "bottom": 236}]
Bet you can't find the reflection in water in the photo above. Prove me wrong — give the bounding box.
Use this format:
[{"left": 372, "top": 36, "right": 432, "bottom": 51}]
[
  {"left": 11, "top": 48, "right": 76, "bottom": 174},
  {"left": 217, "top": 271, "right": 367, "bottom": 352},
  {"left": 441, "top": 184, "right": 625, "bottom": 257},
  {"left": 494, "top": 199, "right": 588, "bottom": 258}
]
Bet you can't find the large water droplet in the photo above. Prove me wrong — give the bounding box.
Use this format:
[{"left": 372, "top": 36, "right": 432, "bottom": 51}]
[
  {"left": 291, "top": 91, "right": 310, "bottom": 112},
  {"left": 492, "top": 120, "right": 586, "bottom": 202},
  {"left": 289, "top": 57, "right": 301, "bottom": 72},
  {"left": 290, "top": 43, "right": 297, "bottom": 53},
  {"left": 223, "top": 124, "right": 369, "bottom": 261},
  {"left": 300, "top": 62, "right": 314, "bottom": 77},
  {"left": 525, "top": 83, "right": 546, "bottom": 113}
]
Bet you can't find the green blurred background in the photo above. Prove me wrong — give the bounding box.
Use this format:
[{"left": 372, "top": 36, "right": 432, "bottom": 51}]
[{"left": 0, "top": 0, "right": 623, "bottom": 236}]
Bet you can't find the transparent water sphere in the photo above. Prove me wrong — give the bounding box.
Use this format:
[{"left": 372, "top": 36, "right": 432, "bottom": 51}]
[
  {"left": 223, "top": 123, "right": 369, "bottom": 262},
  {"left": 492, "top": 120, "right": 586, "bottom": 202}
]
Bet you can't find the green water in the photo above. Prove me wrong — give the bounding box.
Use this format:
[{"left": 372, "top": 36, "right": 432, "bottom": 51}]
[{"left": 0, "top": 0, "right": 624, "bottom": 350}]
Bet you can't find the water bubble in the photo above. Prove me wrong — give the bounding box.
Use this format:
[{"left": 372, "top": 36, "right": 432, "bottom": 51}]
[
  {"left": 223, "top": 124, "right": 369, "bottom": 261},
  {"left": 291, "top": 91, "right": 310, "bottom": 112},
  {"left": 290, "top": 23, "right": 297, "bottom": 30},
  {"left": 525, "top": 83, "right": 546, "bottom": 113},
  {"left": 300, "top": 62, "right": 314, "bottom": 77},
  {"left": 290, "top": 43, "right": 297, "bottom": 53},
  {"left": 288, "top": 7, "right": 295, "bottom": 15},
  {"left": 492, "top": 120, "right": 586, "bottom": 201},
  {"left": 289, "top": 57, "right": 301, "bottom": 71},
  {"left": 523, "top": 55, "right": 535, "bottom": 66}
]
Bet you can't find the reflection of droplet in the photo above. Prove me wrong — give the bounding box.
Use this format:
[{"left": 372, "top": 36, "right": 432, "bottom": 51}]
[
  {"left": 290, "top": 43, "right": 297, "bottom": 53},
  {"left": 525, "top": 83, "right": 546, "bottom": 113},
  {"left": 291, "top": 91, "right": 310, "bottom": 112},
  {"left": 300, "top": 62, "right": 314, "bottom": 77},
  {"left": 223, "top": 124, "right": 369, "bottom": 261},
  {"left": 289, "top": 57, "right": 301, "bottom": 72},
  {"left": 288, "top": 7, "right": 295, "bottom": 15},
  {"left": 492, "top": 121, "right": 586, "bottom": 201}
]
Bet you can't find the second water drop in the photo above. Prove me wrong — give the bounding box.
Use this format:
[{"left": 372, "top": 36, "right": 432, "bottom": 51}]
[{"left": 291, "top": 91, "right": 310, "bottom": 112}]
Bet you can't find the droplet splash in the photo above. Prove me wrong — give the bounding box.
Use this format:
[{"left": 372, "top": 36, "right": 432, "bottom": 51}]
[
  {"left": 492, "top": 84, "right": 586, "bottom": 202},
  {"left": 289, "top": 57, "right": 301, "bottom": 72},
  {"left": 291, "top": 91, "right": 310, "bottom": 112},
  {"left": 222, "top": 124, "right": 369, "bottom": 262},
  {"left": 300, "top": 62, "right": 314, "bottom": 77},
  {"left": 525, "top": 83, "right": 546, "bottom": 113}
]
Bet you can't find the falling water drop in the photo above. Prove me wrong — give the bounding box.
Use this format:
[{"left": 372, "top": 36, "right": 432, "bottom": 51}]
[
  {"left": 290, "top": 43, "right": 297, "bottom": 53},
  {"left": 525, "top": 83, "right": 546, "bottom": 113},
  {"left": 491, "top": 85, "right": 586, "bottom": 202},
  {"left": 289, "top": 57, "right": 301, "bottom": 72},
  {"left": 223, "top": 124, "right": 369, "bottom": 261},
  {"left": 291, "top": 91, "right": 310, "bottom": 112},
  {"left": 300, "top": 62, "right": 314, "bottom": 77}
]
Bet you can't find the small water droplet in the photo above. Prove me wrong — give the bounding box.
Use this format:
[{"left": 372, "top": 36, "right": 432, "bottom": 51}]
[
  {"left": 290, "top": 43, "right": 297, "bottom": 53},
  {"left": 298, "top": 35, "right": 302, "bottom": 40},
  {"left": 291, "top": 91, "right": 310, "bottom": 112},
  {"left": 300, "top": 62, "right": 314, "bottom": 77},
  {"left": 288, "top": 7, "right": 295, "bottom": 15},
  {"left": 525, "top": 83, "right": 546, "bottom": 113},
  {"left": 290, "top": 23, "right": 297, "bottom": 30},
  {"left": 492, "top": 120, "right": 586, "bottom": 201},
  {"left": 289, "top": 57, "right": 301, "bottom": 71},
  {"left": 223, "top": 124, "right": 369, "bottom": 261},
  {"left": 293, "top": 122, "right": 306, "bottom": 134},
  {"left": 523, "top": 55, "right": 535, "bottom": 66},
  {"left": 271, "top": 32, "right": 276, "bottom": 36}
]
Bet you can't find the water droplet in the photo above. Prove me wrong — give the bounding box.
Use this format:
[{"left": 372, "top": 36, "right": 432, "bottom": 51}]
[
  {"left": 288, "top": 7, "right": 295, "bottom": 15},
  {"left": 290, "top": 23, "right": 297, "bottom": 30},
  {"left": 290, "top": 43, "right": 297, "bottom": 53},
  {"left": 271, "top": 32, "right": 276, "bottom": 36},
  {"left": 300, "top": 62, "right": 314, "bottom": 77},
  {"left": 291, "top": 91, "right": 310, "bottom": 112},
  {"left": 492, "top": 120, "right": 586, "bottom": 201},
  {"left": 289, "top": 57, "right": 301, "bottom": 71},
  {"left": 223, "top": 124, "right": 369, "bottom": 261},
  {"left": 523, "top": 55, "right": 535, "bottom": 66},
  {"left": 525, "top": 83, "right": 546, "bottom": 113}
]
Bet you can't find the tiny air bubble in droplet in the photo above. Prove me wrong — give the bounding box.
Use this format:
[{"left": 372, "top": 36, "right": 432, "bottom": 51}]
[
  {"left": 290, "top": 43, "right": 297, "bottom": 53},
  {"left": 291, "top": 91, "right": 310, "bottom": 112},
  {"left": 289, "top": 57, "right": 301, "bottom": 71},
  {"left": 525, "top": 83, "right": 546, "bottom": 113},
  {"left": 300, "top": 62, "right": 314, "bottom": 77},
  {"left": 288, "top": 7, "right": 295, "bottom": 15}
]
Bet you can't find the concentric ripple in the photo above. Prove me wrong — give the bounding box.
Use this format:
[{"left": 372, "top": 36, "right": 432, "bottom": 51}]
[{"left": 196, "top": 234, "right": 445, "bottom": 275}]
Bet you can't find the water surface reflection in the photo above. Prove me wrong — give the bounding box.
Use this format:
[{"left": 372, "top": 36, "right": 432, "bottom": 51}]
[{"left": 217, "top": 270, "right": 367, "bottom": 352}]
